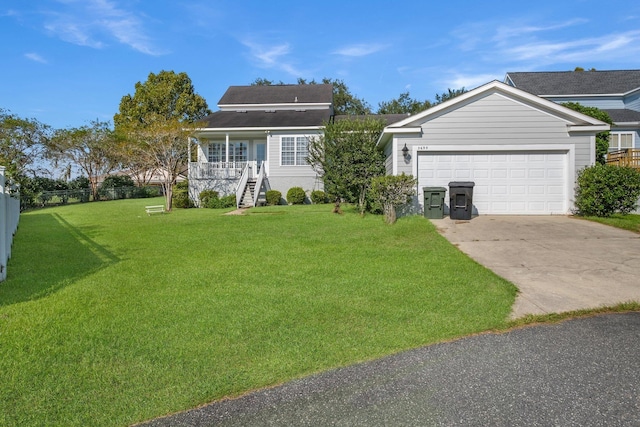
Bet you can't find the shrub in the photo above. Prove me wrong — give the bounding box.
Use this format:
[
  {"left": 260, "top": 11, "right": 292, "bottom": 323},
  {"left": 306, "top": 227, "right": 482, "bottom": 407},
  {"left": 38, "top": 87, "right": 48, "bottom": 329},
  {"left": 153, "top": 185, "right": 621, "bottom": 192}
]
[
  {"left": 286, "top": 187, "right": 306, "bottom": 205},
  {"left": 199, "top": 190, "right": 236, "bottom": 209},
  {"left": 266, "top": 190, "right": 282, "bottom": 206},
  {"left": 574, "top": 164, "right": 640, "bottom": 217},
  {"left": 370, "top": 174, "right": 417, "bottom": 224},
  {"left": 199, "top": 190, "right": 219, "bottom": 208},
  {"left": 310, "top": 190, "right": 328, "bottom": 204},
  {"left": 172, "top": 180, "right": 194, "bottom": 208}
]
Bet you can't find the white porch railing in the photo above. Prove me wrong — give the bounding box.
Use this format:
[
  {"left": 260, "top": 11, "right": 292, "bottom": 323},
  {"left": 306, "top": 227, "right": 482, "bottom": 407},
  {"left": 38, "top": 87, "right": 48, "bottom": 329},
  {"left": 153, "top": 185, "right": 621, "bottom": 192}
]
[
  {"left": 189, "top": 162, "right": 248, "bottom": 179},
  {"left": 1, "top": 166, "right": 20, "bottom": 282},
  {"left": 253, "top": 161, "right": 268, "bottom": 207}
]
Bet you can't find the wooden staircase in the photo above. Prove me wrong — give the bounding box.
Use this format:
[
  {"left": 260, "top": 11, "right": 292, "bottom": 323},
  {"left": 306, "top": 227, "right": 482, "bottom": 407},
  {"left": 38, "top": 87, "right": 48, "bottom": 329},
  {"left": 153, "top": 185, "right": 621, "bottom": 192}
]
[{"left": 238, "top": 179, "right": 256, "bottom": 208}]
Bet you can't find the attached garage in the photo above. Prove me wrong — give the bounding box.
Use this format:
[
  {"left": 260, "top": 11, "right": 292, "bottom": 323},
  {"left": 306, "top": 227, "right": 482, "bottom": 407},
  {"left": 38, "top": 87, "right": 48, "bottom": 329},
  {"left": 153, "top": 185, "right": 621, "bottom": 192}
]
[
  {"left": 377, "top": 81, "right": 610, "bottom": 216},
  {"left": 417, "top": 149, "right": 570, "bottom": 215}
]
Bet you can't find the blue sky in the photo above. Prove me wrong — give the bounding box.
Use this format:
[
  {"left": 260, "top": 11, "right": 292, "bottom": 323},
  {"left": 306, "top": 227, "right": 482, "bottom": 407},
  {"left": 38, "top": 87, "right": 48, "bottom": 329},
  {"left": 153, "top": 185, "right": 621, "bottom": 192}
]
[{"left": 2, "top": 0, "right": 639, "bottom": 129}]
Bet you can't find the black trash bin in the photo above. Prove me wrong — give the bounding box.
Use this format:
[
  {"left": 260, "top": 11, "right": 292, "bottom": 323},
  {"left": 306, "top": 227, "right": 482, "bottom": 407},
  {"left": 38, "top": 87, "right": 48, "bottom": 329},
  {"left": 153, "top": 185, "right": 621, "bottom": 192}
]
[
  {"left": 448, "top": 181, "right": 475, "bottom": 220},
  {"left": 423, "top": 187, "right": 447, "bottom": 219}
]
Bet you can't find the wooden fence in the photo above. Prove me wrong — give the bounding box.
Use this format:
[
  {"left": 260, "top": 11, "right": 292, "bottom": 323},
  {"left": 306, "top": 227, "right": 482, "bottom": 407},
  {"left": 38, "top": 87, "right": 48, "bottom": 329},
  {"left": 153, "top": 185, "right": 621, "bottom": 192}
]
[
  {"left": 1, "top": 166, "right": 20, "bottom": 282},
  {"left": 606, "top": 149, "right": 640, "bottom": 168}
]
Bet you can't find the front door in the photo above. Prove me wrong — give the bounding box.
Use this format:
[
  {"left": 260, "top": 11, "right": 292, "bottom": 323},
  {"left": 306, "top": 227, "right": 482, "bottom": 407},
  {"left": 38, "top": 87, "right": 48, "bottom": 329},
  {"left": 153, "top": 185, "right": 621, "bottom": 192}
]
[{"left": 255, "top": 143, "right": 266, "bottom": 173}]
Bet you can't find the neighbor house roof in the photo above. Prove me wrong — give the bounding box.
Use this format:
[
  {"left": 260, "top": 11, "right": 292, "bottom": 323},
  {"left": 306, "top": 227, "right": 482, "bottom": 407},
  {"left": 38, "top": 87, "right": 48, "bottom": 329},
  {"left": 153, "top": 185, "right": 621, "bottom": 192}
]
[
  {"left": 505, "top": 70, "right": 640, "bottom": 96},
  {"left": 218, "top": 84, "right": 334, "bottom": 105},
  {"left": 200, "top": 109, "right": 331, "bottom": 129},
  {"left": 604, "top": 109, "right": 640, "bottom": 123}
]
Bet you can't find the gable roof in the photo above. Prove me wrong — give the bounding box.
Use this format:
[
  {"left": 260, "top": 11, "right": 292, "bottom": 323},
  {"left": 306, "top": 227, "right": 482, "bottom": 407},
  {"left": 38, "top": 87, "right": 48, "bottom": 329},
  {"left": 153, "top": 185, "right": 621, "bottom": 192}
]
[
  {"left": 505, "top": 70, "right": 640, "bottom": 96},
  {"left": 200, "top": 109, "right": 331, "bottom": 129},
  {"left": 218, "top": 84, "right": 333, "bottom": 106},
  {"left": 378, "top": 80, "right": 610, "bottom": 146}
]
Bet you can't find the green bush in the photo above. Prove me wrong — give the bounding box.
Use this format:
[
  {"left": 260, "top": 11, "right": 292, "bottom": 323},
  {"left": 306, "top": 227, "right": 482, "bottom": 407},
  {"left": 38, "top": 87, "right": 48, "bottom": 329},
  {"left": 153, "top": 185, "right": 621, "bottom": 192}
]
[
  {"left": 199, "top": 190, "right": 236, "bottom": 209},
  {"left": 266, "top": 190, "right": 282, "bottom": 206},
  {"left": 172, "top": 181, "right": 194, "bottom": 208},
  {"left": 310, "top": 190, "right": 328, "bottom": 204},
  {"left": 199, "top": 190, "right": 219, "bottom": 208},
  {"left": 286, "top": 187, "right": 306, "bottom": 205},
  {"left": 574, "top": 164, "right": 640, "bottom": 217}
]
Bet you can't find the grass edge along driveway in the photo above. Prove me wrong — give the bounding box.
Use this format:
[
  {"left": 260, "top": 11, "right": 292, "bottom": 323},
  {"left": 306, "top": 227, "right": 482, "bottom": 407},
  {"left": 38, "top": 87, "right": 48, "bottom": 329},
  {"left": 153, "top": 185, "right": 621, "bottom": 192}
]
[{"left": 0, "top": 198, "right": 516, "bottom": 426}]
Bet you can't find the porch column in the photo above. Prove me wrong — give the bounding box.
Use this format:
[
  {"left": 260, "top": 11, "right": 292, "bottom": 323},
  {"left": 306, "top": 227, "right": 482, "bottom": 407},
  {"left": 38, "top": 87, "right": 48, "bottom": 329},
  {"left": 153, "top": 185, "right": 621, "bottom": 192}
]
[
  {"left": 187, "top": 137, "right": 192, "bottom": 163},
  {"left": 225, "top": 133, "right": 230, "bottom": 164}
]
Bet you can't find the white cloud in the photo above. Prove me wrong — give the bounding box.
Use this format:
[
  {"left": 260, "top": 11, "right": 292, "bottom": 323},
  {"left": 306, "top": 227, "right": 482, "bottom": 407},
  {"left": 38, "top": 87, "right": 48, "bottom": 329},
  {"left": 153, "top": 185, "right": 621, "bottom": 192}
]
[
  {"left": 332, "top": 43, "right": 388, "bottom": 57},
  {"left": 24, "top": 52, "right": 48, "bottom": 64},
  {"left": 242, "top": 40, "right": 303, "bottom": 76},
  {"left": 443, "top": 73, "right": 501, "bottom": 90},
  {"left": 42, "top": 0, "right": 165, "bottom": 55},
  {"left": 504, "top": 30, "right": 640, "bottom": 63},
  {"left": 493, "top": 18, "right": 588, "bottom": 44}
]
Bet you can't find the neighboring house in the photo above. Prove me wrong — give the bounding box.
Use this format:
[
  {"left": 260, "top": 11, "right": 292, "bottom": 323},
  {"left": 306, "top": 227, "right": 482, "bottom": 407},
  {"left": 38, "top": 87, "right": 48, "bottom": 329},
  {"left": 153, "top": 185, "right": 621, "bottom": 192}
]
[
  {"left": 504, "top": 70, "right": 640, "bottom": 152},
  {"left": 378, "top": 80, "right": 609, "bottom": 215},
  {"left": 188, "top": 84, "right": 407, "bottom": 208}
]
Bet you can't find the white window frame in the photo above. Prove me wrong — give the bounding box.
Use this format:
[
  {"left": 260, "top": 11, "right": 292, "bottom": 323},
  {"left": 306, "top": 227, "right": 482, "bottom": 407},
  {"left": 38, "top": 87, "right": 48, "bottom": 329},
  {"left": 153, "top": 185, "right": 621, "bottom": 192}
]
[
  {"left": 207, "top": 143, "right": 226, "bottom": 163},
  {"left": 609, "top": 132, "right": 635, "bottom": 151},
  {"left": 280, "top": 136, "right": 309, "bottom": 166}
]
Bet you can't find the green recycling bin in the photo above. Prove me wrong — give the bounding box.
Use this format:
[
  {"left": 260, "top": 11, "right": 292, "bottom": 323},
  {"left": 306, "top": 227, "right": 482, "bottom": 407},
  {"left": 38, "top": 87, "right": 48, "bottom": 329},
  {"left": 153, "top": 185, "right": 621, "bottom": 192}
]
[{"left": 423, "top": 187, "right": 447, "bottom": 219}]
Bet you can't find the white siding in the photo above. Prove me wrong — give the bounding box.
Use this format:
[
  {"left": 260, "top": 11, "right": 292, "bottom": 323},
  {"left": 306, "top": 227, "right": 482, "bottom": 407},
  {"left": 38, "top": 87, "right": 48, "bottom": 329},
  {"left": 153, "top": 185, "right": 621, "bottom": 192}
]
[{"left": 267, "top": 131, "right": 323, "bottom": 194}]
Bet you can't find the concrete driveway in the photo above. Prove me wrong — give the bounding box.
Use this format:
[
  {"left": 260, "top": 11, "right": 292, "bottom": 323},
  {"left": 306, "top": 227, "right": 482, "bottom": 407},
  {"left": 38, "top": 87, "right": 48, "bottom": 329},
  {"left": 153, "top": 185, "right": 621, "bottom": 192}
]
[{"left": 431, "top": 216, "right": 640, "bottom": 318}]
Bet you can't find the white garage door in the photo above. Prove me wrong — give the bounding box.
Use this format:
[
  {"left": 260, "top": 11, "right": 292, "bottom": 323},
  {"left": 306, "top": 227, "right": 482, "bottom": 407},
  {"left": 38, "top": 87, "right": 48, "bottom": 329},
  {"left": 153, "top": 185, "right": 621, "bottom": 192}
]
[{"left": 417, "top": 151, "right": 568, "bottom": 215}]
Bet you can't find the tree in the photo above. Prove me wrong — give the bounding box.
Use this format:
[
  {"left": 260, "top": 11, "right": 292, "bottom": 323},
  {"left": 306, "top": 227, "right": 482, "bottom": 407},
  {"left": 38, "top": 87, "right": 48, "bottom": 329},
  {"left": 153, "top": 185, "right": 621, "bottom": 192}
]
[
  {"left": 126, "top": 117, "right": 195, "bottom": 211},
  {"left": 47, "top": 120, "right": 120, "bottom": 200},
  {"left": 561, "top": 102, "right": 612, "bottom": 164},
  {"left": 307, "top": 117, "right": 386, "bottom": 215},
  {"left": 377, "top": 92, "right": 431, "bottom": 114},
  {"left": 114, "top": 70, "right": 211, "bottom": 129},
  {"left": 114, "top": 70, "right": 210, "bottom": 211},
  {"left": 370, "top": 174, "right": 417, "bottom": 224},
  {"left": 0, "top": 109, "right": 50, "bottom": 181},
  {"left": 251, "top": 77, "right": 372, "bottom": 115},
  {"left": 434, "top": 87, "right": 468, "bottom": 105}
]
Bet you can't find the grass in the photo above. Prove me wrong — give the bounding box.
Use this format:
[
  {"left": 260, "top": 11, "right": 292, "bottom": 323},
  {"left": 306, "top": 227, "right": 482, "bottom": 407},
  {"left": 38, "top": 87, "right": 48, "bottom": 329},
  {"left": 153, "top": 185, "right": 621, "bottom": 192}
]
[
  {"left": 580, "top": 213, "right": 640, "bottom": 233},
  {"left": 0, "top": 197, "right": 517, "bottom": 426}
]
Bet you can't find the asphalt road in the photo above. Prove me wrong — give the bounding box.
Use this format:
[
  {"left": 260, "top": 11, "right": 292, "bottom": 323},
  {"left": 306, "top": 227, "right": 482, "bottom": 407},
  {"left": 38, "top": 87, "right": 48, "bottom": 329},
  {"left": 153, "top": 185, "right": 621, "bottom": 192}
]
[{"left": 139, "top": 313, "right": 640, "bottom": 426}]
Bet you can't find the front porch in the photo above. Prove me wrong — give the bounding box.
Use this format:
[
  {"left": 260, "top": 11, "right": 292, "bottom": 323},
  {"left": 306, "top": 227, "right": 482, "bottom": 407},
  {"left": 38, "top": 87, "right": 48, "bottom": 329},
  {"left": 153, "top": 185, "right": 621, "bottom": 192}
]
[
  {"left": 606, "top": 149, "right": 640, "bottom": 168},
  {"left": 188, "top": 161, "right": 269, "bottom": 209}
]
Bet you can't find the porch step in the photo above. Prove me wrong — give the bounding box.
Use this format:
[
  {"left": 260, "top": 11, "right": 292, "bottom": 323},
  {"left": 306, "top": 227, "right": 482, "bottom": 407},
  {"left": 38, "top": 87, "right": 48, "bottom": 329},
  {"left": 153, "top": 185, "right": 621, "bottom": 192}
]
[{"left": 238, "top": 179, "right": 256, "bottom": 208}]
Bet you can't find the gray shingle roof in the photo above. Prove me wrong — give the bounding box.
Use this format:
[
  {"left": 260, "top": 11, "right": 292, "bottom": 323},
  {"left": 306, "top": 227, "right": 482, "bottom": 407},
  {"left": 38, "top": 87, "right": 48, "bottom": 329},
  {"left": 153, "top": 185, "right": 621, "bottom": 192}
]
[
  {"left": 201, "top": 109, "right": 331, "bottom": 128},
  {"left": 218, "top": 84, "right": 334, "bottom": 105},
  {"left": 506, "top": 70, "right": 640, "bottom": 95},
  {"left": 604, "top": 109, "right": 640, "bottom": 123}
]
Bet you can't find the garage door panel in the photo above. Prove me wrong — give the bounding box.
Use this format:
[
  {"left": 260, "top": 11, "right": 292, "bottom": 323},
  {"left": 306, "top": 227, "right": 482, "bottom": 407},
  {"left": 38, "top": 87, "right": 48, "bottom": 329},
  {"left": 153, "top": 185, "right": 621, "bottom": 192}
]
[{"left": 418, "top": 151, "right": 567, "bottom": 215}]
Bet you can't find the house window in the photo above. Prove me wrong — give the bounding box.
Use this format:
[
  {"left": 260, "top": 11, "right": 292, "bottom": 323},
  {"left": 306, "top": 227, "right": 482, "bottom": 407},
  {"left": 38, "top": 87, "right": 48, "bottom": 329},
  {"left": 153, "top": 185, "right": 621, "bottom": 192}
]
[
  {"left": 207, "top": 142, "right": 247, "bottom": 163},
  {"left": 229, "top": 142, "right": 247, "bottom": 163},
  {"left": 281, "top": 136, "right": 309, "bottom": 166},
  {"left": 609, "top": 133, "right": 634, "bottom": 151},
  {"left": 208, "top": 143, "right": 226, "bottom": 162}
]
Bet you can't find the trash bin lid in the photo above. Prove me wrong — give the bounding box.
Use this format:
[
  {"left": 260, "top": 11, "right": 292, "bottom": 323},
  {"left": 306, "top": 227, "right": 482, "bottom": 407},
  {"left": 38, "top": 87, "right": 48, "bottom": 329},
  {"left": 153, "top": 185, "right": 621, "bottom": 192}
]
[
  {"left": 423, "top": 186, "right": 447, "bottom": 192},
  {"left": 448, "top": 181, "right": 475, "bottom": 188}
]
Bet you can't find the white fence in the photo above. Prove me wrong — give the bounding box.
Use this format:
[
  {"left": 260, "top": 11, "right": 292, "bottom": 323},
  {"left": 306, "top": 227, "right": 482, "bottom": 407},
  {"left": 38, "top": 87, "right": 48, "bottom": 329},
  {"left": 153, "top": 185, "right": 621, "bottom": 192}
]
[{"left": 1, "top": 166, "right": 20, "bottom": 282}]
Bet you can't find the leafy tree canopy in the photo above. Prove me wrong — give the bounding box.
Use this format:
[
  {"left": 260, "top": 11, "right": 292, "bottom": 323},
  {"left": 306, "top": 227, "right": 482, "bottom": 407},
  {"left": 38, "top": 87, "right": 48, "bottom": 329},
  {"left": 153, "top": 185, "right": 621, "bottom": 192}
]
[
  {"left": 434, "top": 87, "right": 468, "bottom": 105},
  {"left": 561, "top": 102, "right": 612, "bottom": 164},
  {"left": 47, "top": 120, "right": 120, "bottom": 200},
  {"left": 0, "top": 109, "right": 50, "bottom": 181},
  {"left": 307, "top": 117, "right": 386, "bottom": 214},
  {"left": 114, "top": 70, "right": 211, "bottom": 131},
  {"left": 377, "top": 91, "right": 431, "bottom": 114}
]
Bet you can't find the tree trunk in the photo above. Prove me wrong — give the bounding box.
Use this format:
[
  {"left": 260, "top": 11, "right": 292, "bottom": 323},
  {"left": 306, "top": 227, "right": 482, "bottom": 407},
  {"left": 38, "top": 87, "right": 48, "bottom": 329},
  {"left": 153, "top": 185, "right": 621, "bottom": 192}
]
[{"left": 383, "top": 203, "right": 397, "bottom": 224}]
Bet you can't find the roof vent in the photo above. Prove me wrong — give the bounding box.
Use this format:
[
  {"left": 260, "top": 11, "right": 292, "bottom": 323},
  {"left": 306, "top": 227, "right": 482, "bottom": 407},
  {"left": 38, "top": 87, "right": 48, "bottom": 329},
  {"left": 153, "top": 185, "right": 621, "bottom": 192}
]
[
  {"left": 265, "top": 109, "right": 276, "bottom": 113},
  {"left": 294, "top": 96, "right": 298, "bottom": 102},
  {"left": 236, "top": 110, "right": 247, "bottom": 113}
]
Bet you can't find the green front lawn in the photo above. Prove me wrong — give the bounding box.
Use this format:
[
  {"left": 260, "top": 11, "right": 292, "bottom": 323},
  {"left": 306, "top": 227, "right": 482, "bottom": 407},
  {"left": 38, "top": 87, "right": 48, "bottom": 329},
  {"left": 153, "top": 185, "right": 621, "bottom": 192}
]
[
  {"left": 0, "top": 198, "right": 516, "bottom": 426},
  {"left": 582, "top": 213, "right": 640, "bottom": 233}
]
